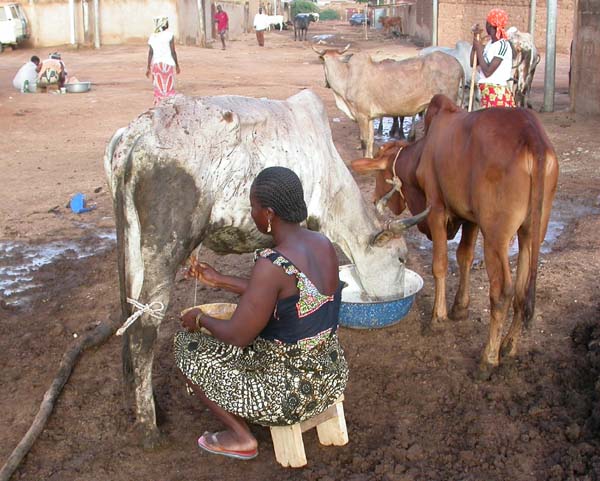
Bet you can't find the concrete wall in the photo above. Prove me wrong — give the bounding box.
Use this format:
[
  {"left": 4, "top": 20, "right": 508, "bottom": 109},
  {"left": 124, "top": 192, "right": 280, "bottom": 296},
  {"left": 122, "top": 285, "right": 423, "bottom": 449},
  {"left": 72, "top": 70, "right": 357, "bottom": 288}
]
[
  {"left": 434, "top": 0, "right": 574, "bottom": 53},
  {"left": 22, "top": 0, "right": 181, "bottom": 46},
  {"left": 571, "top": 0, "right": 600, "bottom": 114}
]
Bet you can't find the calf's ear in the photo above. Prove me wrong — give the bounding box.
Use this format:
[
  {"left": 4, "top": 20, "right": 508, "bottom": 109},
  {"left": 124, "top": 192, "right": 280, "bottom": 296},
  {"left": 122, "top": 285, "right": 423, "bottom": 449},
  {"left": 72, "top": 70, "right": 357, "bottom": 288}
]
[{"left": 351, "top": 158, "right": 387, "bottom": 174}]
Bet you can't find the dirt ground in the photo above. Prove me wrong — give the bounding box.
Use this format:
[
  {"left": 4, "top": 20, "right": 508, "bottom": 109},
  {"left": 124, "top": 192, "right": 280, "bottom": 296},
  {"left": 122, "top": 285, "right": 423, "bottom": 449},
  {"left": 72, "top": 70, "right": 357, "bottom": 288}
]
[{"left": 1, "top": 21, "right": 599, "bottom": 481}]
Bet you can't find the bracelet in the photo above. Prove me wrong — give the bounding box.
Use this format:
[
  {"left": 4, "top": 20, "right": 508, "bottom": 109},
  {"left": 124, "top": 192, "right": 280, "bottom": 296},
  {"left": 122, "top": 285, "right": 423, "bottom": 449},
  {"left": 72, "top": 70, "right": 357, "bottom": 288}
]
[{"left": 195, "top": 313, "right": 202, "bottom": 330}]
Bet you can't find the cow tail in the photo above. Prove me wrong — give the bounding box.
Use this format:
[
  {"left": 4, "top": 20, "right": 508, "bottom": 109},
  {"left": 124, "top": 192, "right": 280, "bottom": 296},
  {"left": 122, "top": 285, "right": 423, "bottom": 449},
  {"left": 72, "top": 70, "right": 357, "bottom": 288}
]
[
  {"left": 523, "top": 127, "right": 547, "bottom": 329},
  {"left": 115, "top": 136, "right": 141, "bottom": 322}
]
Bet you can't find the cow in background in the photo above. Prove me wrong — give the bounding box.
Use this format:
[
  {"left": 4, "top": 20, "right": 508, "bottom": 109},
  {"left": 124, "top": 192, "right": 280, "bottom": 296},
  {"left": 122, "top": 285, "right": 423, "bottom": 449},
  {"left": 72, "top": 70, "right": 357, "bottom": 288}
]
[
  {"left": 352, "top": 94, "right": 558, "bottom": 378},
  {"left": 313, "top": 45, "right": 464, "bottom": 157},
  {"left": 294, "top": 13, "right": 313, "bottom": 41},
  {"left": 378, "top": 16, "right": 403, "bottom": 36},
  {"left": 266, "top": 14, "right": 284, "bottom": 30},
  {"left": 419, "top": 41, "right": 475, "bottom": 108},
  {"left": 507, "top": 27, "right": 541, "bottom": 108},
  {"left": 104, "top": 90, "right": 426, "bottom": 445}
]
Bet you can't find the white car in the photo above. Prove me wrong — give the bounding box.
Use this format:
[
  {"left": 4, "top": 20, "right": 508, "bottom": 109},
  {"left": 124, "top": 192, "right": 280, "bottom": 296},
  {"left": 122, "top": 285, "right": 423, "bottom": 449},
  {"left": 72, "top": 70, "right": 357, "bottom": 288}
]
[{"left": 0, "top": 3, "right": 30, "bottom": 52}]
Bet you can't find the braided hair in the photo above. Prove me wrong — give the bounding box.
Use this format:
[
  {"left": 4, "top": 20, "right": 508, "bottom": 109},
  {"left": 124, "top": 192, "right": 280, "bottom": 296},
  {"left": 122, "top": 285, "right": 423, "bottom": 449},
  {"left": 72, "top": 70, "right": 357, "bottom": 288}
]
[{"left": 252, "top": 167, "right": 308, "bottom": 223}]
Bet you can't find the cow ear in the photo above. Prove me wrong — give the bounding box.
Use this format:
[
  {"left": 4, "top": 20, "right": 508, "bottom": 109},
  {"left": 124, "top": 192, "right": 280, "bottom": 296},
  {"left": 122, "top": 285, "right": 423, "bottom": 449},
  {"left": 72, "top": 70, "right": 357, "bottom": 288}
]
[
  {"left": 340, "top": 54, "right": 353, "bottom": 63},
  {"left": 351, "top": 158, "right": 388, "bottom": 174}
]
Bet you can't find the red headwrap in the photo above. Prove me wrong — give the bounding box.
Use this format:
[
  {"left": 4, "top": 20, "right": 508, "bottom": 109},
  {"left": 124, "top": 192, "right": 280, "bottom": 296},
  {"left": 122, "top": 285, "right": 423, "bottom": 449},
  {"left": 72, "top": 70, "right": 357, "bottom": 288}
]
[{"left": 486, "top": 8, "right": 509, "bottom": 40}]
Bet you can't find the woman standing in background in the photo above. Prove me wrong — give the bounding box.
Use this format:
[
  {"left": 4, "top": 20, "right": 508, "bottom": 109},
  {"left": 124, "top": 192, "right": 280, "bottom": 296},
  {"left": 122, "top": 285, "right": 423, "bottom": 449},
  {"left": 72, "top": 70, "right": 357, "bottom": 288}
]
[{"left": 146, "top": 16, "right": 180, "bottom": 105}]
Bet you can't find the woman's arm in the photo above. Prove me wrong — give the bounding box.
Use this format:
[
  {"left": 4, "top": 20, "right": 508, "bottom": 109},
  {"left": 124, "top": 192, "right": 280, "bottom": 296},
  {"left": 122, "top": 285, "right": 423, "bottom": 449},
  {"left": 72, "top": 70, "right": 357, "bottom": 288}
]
[
  {"left": 146, "top": 46, "right": 153, "bottom": 78},
  {"left": 184, "top": 259, "right": 282, "bottom": 346},
  {"left": 169, "top": 37, "right": 180, "bottom": 74},
  {"left": 473, "top": 36, "right": 503, "bottom": 77},
  {"left": 188, "top": 261, "right": 249, "bottom": 294}
]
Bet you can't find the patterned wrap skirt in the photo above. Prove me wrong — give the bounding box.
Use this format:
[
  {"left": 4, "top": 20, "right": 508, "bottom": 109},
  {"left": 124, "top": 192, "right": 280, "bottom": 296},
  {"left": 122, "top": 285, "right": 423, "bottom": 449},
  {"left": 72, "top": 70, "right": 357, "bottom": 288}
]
[
  {"left": 479, "top": 83, "right": 516, "bottom": 108},
  {"left": 151, "top": 62, "right": 176, "bottom": 105},
  {"left": 174, "top": 330, "right": 348, "bottom": 426}
]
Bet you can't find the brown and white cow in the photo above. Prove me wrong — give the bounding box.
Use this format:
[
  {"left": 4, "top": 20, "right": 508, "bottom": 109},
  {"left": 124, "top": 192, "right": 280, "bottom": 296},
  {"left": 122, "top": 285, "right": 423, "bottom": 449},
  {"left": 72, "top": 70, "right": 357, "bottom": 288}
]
[
  {"left": 104, "top": 90, "right": 425, "bottom": 445},
  {"left": 352, "top": 94, "right": 559, "bottom": 377},
  {"left": 313, "top": 46, "right": 464, "bottom": 158}
]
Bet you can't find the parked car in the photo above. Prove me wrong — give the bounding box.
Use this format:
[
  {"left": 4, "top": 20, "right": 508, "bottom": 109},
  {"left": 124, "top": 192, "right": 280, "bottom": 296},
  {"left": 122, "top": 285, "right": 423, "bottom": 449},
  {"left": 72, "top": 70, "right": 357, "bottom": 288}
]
[
  {"left": 0, "top": 3, "right": 30, "bottom": 52},
  {"left": 349, "top": 13, "right": 370, "bottom": 26}
]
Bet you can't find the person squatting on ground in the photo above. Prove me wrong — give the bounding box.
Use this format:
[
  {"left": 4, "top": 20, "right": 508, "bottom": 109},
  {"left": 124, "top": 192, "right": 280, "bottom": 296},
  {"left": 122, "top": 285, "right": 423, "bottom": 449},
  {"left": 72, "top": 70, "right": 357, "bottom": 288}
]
[
  {"left": 175, "top": 166, "right": 349, "bottom": 460},
  {"left": 471, "top": 8, "right": 516, "bottom": 108},
  {"left": 146, "top": 16, "right": 180, "bottom": 105},
  {"left": 253, "top": 7, "right": 270, "bottom": 47},
  {"left": 38, "top": 52, "right": 67, "bottom": 90},
  {"left": 12, "top": 55, "right": 41, "bottom": 92},
  {"left": 214, "top": 5, "right": 229, "bottom": 50}
]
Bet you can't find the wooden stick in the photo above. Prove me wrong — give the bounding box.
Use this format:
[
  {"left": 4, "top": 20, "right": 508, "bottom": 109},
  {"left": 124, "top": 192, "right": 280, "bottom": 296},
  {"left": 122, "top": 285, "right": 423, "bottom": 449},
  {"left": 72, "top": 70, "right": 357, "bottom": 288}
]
[
  {"left": 468, "top": 33, "right": 480, "bottom": 112},
  {"left": 0, "top": 318, "right": 118, "bottom": 481}
]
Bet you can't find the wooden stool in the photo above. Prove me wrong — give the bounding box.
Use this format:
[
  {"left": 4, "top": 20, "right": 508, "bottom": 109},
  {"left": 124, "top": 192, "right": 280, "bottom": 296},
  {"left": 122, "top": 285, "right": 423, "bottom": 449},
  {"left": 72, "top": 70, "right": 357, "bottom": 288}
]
[{"left": 269, "top": 396, "right": 348, "bottom": 468}]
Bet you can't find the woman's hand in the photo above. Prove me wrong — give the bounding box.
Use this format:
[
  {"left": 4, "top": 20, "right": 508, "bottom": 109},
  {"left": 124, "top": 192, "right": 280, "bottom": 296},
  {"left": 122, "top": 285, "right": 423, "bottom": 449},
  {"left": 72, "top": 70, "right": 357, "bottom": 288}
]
[
  {"left": 187, "top": 259, "right": 222, "bottom": 288},
  {"left": 180, "top": 308, "right": 201, "bottom": 332}
]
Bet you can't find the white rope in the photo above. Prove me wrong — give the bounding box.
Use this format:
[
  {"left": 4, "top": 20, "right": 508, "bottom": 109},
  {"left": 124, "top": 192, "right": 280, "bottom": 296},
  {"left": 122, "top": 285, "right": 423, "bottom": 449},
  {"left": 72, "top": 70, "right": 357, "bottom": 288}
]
[
  {"left": 116, "top": 298, "right": 165, "bottom": 336},
  {"left": 376, "top": 145, "right": 405, "bottom": 215}
]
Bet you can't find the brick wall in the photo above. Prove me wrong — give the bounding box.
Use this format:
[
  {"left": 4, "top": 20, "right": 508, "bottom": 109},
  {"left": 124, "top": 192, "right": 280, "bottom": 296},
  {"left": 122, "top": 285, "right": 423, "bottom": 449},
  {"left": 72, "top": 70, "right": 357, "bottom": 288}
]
[{"left": 436, "top": 0, "right": 574, "bottom": 54}]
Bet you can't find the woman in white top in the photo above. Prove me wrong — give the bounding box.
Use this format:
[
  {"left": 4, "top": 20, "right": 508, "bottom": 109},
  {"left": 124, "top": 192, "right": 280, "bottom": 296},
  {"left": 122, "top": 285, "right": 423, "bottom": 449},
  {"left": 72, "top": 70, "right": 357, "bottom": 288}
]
[
  {"left": 471, "top": 8, "right": 515, "bottom": 108},
  {"left": 146, "top": 16, "right": 180, "bottom": 105}
]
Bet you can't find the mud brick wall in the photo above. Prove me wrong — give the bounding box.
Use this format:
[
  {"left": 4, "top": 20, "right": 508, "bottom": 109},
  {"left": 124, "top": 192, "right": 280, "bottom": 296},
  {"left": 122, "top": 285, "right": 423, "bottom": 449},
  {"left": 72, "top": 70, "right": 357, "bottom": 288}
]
[{"left": 436, "top": 0, "right": 574, "bottom": 54}]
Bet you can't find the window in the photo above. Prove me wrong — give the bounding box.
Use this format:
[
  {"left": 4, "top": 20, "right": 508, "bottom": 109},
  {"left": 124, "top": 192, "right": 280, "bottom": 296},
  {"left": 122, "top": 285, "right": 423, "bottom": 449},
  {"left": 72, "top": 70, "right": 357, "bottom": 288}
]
[{"left": 0, "top": 8, "right": 7, "bottom": 22}]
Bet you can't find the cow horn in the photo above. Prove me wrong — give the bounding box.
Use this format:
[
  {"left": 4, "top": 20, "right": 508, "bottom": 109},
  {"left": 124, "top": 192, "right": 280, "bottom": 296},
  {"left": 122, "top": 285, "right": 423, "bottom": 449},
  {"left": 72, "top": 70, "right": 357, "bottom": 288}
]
[
  {"left": 370, "top": 206, "right": 431, "bottom": 246},
  {"left": 311, "top": 44, "right": 326, "bottom": 56},
  {"left": 338, "top": 44, "right": 351, "bottom": 54}
]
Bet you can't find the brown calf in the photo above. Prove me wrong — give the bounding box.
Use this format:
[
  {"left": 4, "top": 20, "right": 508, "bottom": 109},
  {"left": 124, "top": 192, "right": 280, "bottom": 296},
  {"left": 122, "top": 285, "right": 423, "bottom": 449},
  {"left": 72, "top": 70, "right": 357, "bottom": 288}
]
[{"left": 352, "top": 94, "right": 559, "bottom": 377}]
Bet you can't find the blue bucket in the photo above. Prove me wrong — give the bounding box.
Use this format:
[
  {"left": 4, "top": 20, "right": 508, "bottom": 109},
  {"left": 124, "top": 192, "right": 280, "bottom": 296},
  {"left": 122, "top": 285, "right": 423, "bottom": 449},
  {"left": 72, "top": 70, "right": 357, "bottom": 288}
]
[{"left": 338, "top": 265, "right": 423, "bottom": 329}]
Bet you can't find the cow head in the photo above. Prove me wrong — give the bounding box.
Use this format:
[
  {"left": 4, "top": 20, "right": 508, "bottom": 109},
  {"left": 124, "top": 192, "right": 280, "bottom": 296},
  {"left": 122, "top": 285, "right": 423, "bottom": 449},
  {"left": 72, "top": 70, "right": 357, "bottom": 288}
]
[
  {"left": 424, "top": 94, "right": 461, "bottom": 133},
  {"left": 351, "top": 140, "right": 430, "bottom": 246},
  {"left": 311, "top": 44, "right": 352, "bottom": 88}
]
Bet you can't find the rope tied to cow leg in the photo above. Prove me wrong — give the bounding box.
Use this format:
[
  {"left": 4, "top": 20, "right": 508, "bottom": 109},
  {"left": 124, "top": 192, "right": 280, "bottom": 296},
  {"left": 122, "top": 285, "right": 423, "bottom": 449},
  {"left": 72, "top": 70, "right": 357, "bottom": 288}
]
[{"left": 116, "top": 298, "right": 165, "bottom": 336}]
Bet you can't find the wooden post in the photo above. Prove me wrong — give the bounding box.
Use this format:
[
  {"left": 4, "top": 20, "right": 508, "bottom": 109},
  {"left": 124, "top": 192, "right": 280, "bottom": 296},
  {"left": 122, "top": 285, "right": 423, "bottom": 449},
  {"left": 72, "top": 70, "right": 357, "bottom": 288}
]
[{"left": 468, "top": 32, "right": 479, "bottom": 112}]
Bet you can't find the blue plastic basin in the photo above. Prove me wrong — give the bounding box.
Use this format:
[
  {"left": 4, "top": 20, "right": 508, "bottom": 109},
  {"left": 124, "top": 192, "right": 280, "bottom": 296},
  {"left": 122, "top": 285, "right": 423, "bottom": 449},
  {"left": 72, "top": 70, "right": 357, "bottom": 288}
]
[{"left": 339, "top": 265, "right": 423, "bottom": 329}]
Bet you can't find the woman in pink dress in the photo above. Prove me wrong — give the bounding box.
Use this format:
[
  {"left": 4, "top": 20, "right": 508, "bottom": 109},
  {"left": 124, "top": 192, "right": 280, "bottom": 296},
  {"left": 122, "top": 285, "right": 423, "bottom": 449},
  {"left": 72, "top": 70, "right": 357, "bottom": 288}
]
[{"left": 146, "top": 16, "right": 181, "bottom": 105}]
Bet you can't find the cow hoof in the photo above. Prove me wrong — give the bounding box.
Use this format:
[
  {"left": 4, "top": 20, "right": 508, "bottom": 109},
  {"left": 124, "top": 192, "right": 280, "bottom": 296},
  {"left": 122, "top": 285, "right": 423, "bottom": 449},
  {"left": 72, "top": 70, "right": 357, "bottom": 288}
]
[
  {"left": 475, "top": 362, "right": 496, "bottom": 382},
  {"left": 134, "top": 423, "right": 165, "bottom": 450},
  {"left": 500, "top": 339, "right": 517, "bottom": 359},
  {"left": 449, "top": 304, "right": 469, "bottom": 321}
]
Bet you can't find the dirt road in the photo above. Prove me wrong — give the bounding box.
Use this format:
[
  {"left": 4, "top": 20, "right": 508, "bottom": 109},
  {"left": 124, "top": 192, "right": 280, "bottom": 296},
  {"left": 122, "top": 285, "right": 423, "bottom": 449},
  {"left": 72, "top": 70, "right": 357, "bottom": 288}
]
[{"left": 1, "top": 22, "right": 599, "bottom": 481}]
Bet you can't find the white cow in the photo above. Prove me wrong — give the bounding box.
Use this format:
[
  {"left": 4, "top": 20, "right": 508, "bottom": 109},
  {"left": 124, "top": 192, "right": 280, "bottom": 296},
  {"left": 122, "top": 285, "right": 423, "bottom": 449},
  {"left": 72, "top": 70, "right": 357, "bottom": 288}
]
[
  {"left": 507, "top": 27, "right": 541, "bottom": 108},
  {"left": 104, "top": 90, "right": 426, "bottom": 444},
  {"left": 266, "top": 14, "right": 284, "bottom": 30}
]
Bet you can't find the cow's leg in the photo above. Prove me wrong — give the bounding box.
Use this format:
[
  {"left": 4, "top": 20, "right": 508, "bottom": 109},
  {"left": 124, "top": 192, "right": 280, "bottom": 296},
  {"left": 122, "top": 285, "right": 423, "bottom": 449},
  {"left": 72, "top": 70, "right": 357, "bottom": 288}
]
[
  {"left": 122, "top": 161, "right": 203, "bottom": 446},
  {"left": 499, "top": 227, "right": 531, "bottom": 359},
  {"left": 122, "top": 272, "right": 173, "bottom": 448},
  {"left": 376, "top": 117, "right": 384, "bottom": 136},
  {"left": 450, "top": 222, "right": 479, "bottom": 321},
  {"left": 429, "top": 208, "right": 450, "bottom": 327},
  {"left": 357, "top": 114, "right": 370, "bottom": 155},
  {"left": 366, "top": 119, "right": 375, "bottom": 158},
  {"left": 479, "top": 241, "right": 513, "bottom": 378}
]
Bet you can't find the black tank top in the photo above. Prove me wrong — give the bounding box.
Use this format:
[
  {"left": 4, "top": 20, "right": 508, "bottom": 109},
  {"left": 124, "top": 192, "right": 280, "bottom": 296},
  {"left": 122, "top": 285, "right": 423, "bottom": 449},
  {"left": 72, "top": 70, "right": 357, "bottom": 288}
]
[{"left": 255, "top": 248, "right": 342, "bottom": 344}]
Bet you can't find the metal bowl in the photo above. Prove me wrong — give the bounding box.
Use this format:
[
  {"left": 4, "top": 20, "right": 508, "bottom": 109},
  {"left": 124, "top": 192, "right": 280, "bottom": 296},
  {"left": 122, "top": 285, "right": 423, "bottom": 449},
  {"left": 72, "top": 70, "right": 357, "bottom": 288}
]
[
  {"left": 339, "top": 264, "right": 423, "bottom": 329},
  {"left": 65, "top": 81, "right": 91, "bottom": 93}
]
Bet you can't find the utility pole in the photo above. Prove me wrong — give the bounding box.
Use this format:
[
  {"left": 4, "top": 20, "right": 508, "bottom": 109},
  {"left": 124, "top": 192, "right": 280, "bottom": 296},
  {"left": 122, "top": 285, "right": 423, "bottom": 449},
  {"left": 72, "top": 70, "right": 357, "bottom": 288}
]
[
  {"left": 528, "top": 0, "right": 536, "bottom": 35},
  {"left": 542, "top": 0, "right": 558, "bottom": 112},
  {"left": 432, "top": 0, "right": 438, "bottom": 46}
]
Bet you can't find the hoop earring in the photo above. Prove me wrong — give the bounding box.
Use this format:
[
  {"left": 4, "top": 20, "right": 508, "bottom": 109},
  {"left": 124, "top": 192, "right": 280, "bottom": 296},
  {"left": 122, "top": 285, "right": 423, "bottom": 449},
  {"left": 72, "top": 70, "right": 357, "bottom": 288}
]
[{"left": 267, "top": 218, "right": 272, "bottom": 233}]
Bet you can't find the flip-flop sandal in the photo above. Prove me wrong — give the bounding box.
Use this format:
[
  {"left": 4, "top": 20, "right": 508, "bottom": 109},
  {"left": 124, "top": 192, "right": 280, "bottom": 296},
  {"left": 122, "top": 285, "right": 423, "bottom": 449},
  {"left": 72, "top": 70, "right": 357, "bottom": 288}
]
[{"left": 197, "top": 432, "right": 258, "bottom": 461}]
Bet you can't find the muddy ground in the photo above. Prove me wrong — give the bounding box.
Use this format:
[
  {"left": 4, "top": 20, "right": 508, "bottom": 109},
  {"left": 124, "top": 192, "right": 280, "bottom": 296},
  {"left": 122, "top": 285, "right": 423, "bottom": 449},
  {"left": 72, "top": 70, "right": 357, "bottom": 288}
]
[{"left": 1, "top": 21, "right": 599, "bottom": 481}]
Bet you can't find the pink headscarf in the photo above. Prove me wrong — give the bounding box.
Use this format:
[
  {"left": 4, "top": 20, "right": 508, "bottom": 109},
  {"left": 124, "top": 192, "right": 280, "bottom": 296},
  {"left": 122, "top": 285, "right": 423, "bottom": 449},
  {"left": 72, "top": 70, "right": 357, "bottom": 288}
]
[{"left": 486, "top": 8, "right": 509, "bottom": 40}]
